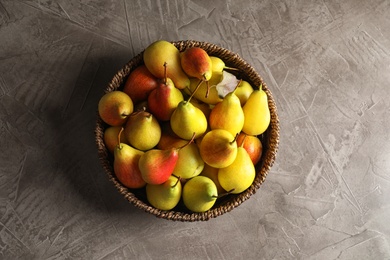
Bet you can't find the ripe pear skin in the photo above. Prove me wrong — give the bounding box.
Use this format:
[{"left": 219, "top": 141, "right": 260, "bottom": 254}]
[
  {"left": 113, "top": 143, "right": 146, "bottom": 189},
  {"left": 172, "top": 143, "right": 204, "bottom": 179},
  {"left": 237, "top": 133, "right": 262, "bottom": 165},
  {"left": 143, "top": 40, "right": 190, "bottom": 90},
  {"left": 146, "top": 175, "right": 182, "bottom": 211},
  {"left": 181, "top": 47, "right": 212, "bottom": 81},
  {"left": 242, "top": 88, "right": 271, "bottom": 135},
  {"left": 209, "top": 91, "right": 244, "bottom": 136},
  {"left": 170, "top": 101, "right": 208, "bottom": 140},
  {"left": 209, "top": 56, "right": 225, "bottom": 78},
  {"left": 123, "top": 65, "right": 159, "bottom": 103},
  {"left": 200, "top": 164, "right": 225, "bottom": 195},
  {"left": 199, "top": 129, "right": 237, "bottom": 168},
  {"left": 124, "top": 110, "right": 161, "bottom": 151},
  {"left": 218, "top": 146, "right": 255, "bottom": 194},
  {"left": 148, "top": 78, "right": 184, "bottom": 121},
  {"left": 98, "top": 91, "right": 133, "bottom": 126},
  {"left": 235, "top": 80, "right": 254, "bottom": 106},
  {"left": 188, "top": 74, "right": 223, "bottom": 105},
  {"left": 104, "top": 126, "right": 128, "bottom": 154},
  {"left": 138, "top": 148, "right": 179, "bottom": 185},
  {"left": 182, "top": 176, "right": 218, "bottom": 213}
]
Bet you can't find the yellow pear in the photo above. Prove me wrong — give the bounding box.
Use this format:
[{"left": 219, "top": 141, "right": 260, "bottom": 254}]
[
  {"left": 218, "top": 146, "right": 255, "bottom": 194},
  {"left": 170, "top": 100, "right": 208, "bottom": 140},
  {"left": 209, "top": 90, "right": 244, "bottom": 136},
  {"left": 143, "top": 40, "right": 190, "bottom": 89},
  {"left": 242, "top": 87, "right": 270, "bottom": 135},
  {"left": 235, "top": 80, "right": 254, "bottom": 106},
  {"left": 188, "top": 76, "right": 222, "bottom": 105}
]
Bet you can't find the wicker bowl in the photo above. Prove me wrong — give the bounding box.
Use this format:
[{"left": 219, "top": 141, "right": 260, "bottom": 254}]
[{"left": 95, "top": 40, "right": 279, "bottom": 221}]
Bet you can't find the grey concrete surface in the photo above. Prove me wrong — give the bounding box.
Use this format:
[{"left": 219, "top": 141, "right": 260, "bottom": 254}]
[{"left": 1, "top": 0, "right": 390, "bottom": 259}]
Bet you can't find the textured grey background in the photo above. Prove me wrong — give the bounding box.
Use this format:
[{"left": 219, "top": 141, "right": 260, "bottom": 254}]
[{"left": 1, "top": 0, "right": 390, "bottom": 259}]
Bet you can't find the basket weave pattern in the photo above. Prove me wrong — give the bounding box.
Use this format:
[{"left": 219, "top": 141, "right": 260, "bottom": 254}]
[{"left": 95, "top": 40, "right": 280, "bottom": 221}]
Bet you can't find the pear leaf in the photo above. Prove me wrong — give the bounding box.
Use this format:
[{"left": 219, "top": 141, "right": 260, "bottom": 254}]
[{"left": 215, "top": 71, "right": 240, "bottom": 98}]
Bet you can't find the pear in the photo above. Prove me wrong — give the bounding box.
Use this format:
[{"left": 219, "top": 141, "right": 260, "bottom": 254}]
[
  {"left": 172, "top": 143, "right": 204, "bottom": 179},
  {"left": 147, "top": 65, "right": 184, "bottom": 121},
  {"left": 138, "top": 135, "right": 195, "bottom": 185},
  {"left": 182, "top": 176, "right": 218, "bottom": 212},
  {"left": 113, "top": 129, "right": 146, "bottom": 189},
  {"left": 98, "top": 91, "right": 133, "bottom": 126},
  {"left": 104, "top": 126, "right": 128, "bottom": 154},
  {"left": 180, "top": 47, "right": 212, "bottom": 81},
  {"left": 237, "top": 133, "right": 263, "bottom": 165},
  {"left": 146, "top": 175, "right": 182, "bottom": 211},
  {"left": 200, "top": 164, "right": 225, "bottom": 195},
  {"left": 209, "top": 87, "right": 244, "bottom": 136},
  {"left": 188, "top": 76, "right": 222, "bottom": 105},
  {"left": 123, "top": 65, "right": 159, "bottom": 103},
  {"left": 143, "top": 40, "right": 190, "bottom": 90},
  {"left": 189, "top": 98, "right": 211, "bottom": 119},
  {"left": 199, "top": 129, "right": 238, "bottom": 168},
  {"left": 209, "top": 56, "right": 240, "bottom": 78},
  {"left": 235, "top": 80, "right": 254, "bottom": 106},
  {"left": 242, "top": 86, "right": 271, "bottom": 135},
  {"left": 170, "top": 88, "right": 208, "bottom": 140},
  {"left": 157, "top": 122, "right": 188, "bottom": 150},
  {"left": 124, "top": 109, "right": 161, "bottom": 151},
  {"left": 218, "top": 145, "right": 256, "bottom": 194}
]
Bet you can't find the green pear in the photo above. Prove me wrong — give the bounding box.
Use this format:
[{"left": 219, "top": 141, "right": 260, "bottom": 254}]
[
  {"left": 98, "top": 91, "right": 133, "bottom": 126},
  {"left": 124, "top": 110, "right": 161, "bottom": 151},
  {"left": 209, "top": 89, "right": 244, "bottom": 136},
  {"left": 172, "top": 143, "right": 204, "bottom": 179},
  {"left": 180, "top": 47, "right": 212, "bottom": 81},
  {"left": 114, "top": 142, "right": 146, "bottom": 189},
  {"left": 146, "top": 175, "right": 182, "bottom": 211},
  {"left": 170, "top": 100, "right": 208, "bottom": 140},
  {"left": 242, "top": 86, "right": 270, "bottom": 135},
  {"left": 218, "top": 146, "right": 255, "bottom": 194},
  {"left": 200, "top": 164, "right": 225, "bottom": 195},
  {"left": 199, "top": 129, "right": 237, "bottom": 168},
  {"left": 182, "top": 176, "right": 218, "bottom": 212},
  {"left": 143, "top": 40, "right": 190, "bottom": 90}
]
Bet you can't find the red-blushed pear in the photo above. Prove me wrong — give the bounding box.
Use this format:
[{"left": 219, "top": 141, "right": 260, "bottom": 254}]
[
  {"left": 113, "top": 128, "right": 146, "bottom": 189},
  {"left": 98, "top": 91, "right": 133, "bottom": 126},
  {"left": 143, "top": 40, "right": 190, "bottom": 90},
  {"left": 104, "top": 126, "right": 128, "bottom": 154},
  {"left": 148, "top": 63, "right": 184, "bottom": 121},
  {"left": 236, "top": 133, "right": 263, "bottom": 165},
  {"left": 199, "top": 129, "right": 238, "bottom": 168},
  {"left": 180, "top": 47, "right": 212, "bottom": 81},
  {"left": 122, "top": 65, "right": 159, "bottom": 103},
  {"left": 138, "top": 134, "right": 196, "bottom": 185}
]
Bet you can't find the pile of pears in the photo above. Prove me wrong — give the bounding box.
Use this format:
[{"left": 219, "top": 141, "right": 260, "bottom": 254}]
[{"left": 98, "top": 40, "right": 271, "bottom": 213}]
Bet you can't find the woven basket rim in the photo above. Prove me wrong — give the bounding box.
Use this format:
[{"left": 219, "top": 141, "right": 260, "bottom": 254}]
[{"left": 95, "top": 40, "right": 280, "bottom": 222}]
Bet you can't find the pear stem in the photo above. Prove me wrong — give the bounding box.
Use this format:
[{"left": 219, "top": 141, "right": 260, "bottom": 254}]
[
  {"left": 178, "top": 132, "right": 196, "bottom": 150},
  {"left": 232, "top": 79, "right": 242, "bottom": 94},
  {"left": 212, "top": 189, "right": 235, "bottom": 199},
  {"left": 224, "top": 66, "right": 240, "bottom": 72},
  {"left": 205, "top": 80, "right": 210, "bottom": 98},
  {"left": 188, "top": 79, "right": 203, "bottom": 103},
  {"left": 163, "top": 62, "right": 168, "bottom": 85},
  {"left": 259, "top": 83, "right": 263, "bottom": 91},
  {"left": 171, "top": 175, "right": 181, "bottom": 188},
  {"left": 230, "top": 133, "right": 239, "bottom": 145},
  {"left": 117, "top": 127, "right": 124, "bottom": 149}
]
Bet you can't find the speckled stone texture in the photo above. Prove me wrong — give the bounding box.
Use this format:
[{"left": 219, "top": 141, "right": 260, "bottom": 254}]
[{"left": 1, "top": 0, "right": 389, "bottom": 259}]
